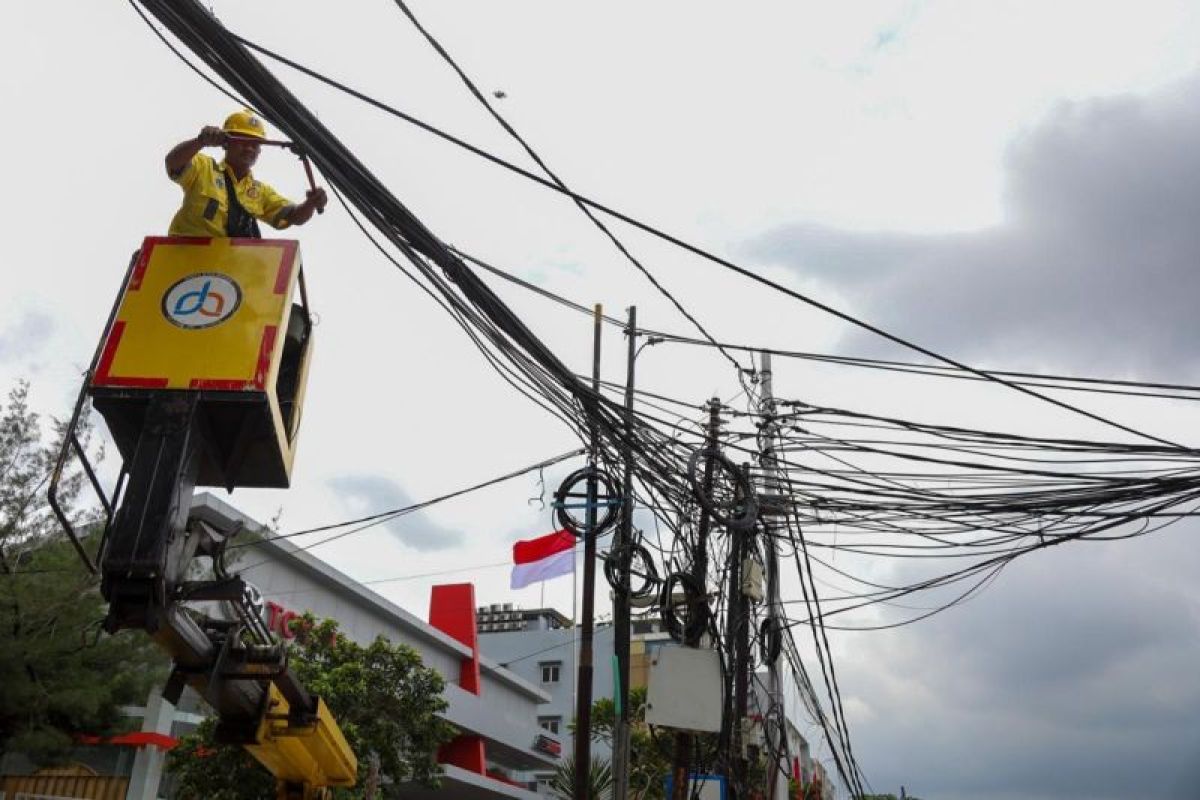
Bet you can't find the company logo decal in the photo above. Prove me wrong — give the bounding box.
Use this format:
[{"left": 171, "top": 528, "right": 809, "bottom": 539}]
[{"left": 162, "top": 272, "right": 242, "bottom": 329}]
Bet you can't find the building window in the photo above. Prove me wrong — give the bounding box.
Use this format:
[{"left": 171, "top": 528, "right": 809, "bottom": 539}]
[
  {"left": 538, "top": 716, "right": 562, "bottom": 734},
  {"left": 540, "top": 661, "right": 561, "bottom": 683}
]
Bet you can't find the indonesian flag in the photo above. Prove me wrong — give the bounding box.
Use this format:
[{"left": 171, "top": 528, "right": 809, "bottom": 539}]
[{"left": 511, "top": 529, "right": 576, "bottom": 589}]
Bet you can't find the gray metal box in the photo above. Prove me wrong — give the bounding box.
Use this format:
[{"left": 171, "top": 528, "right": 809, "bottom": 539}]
[{"left": 645, "top": 647, "right": 723, "bottom": 732}]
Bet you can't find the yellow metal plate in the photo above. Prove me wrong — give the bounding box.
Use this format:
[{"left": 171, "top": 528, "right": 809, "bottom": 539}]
[{"left": 93, "top": 237, "right": 299, "bottom": 391}]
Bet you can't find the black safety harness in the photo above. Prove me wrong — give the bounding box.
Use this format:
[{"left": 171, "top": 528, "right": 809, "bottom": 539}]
[{"left": 213, "top": 156, "right": 262, "bottom": 238}]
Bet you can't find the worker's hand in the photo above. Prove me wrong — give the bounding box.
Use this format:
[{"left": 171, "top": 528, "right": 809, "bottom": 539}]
[
  {"left": 287, "top": 188, "right": 329, "bottom": 225},
  {"left": 305, "top": 187, "right": 328, "bottom": 213},
  {"left": 197, "top": 125, "right": 228, "bottom": 147}
]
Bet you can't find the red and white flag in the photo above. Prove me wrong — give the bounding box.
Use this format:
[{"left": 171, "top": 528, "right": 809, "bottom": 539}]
[{"left": 511, "top": 529, "right": 576, "bottom": 589}]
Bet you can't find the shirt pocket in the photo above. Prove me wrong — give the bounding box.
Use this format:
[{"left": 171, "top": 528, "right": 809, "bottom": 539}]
[{"left": 197, "top": 183, "right": 226, "bottom": 222}]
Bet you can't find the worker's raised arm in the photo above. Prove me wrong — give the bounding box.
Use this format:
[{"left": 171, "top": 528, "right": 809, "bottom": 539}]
[
  {"left": 165, "top": 125, "right": 226, "bottom": 179},
  {"left": 284, "top": 188, "right": 328, "bottom": 227}
]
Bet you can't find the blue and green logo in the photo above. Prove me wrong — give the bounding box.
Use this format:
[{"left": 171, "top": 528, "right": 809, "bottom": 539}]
[{"left": 162, "top": 273, "right": 242, "bottom": 330}]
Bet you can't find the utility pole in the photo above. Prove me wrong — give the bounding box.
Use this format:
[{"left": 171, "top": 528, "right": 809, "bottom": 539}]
[
  {"left": 612, "top": 306, "right": 637, "bottom": 800},
  {"left": 739, "top": 474, "right": 757, "bottom": 796},
  {"left": 574, "top": 304, "right": 604, "bottom": 800},
  {"left": 723, "top": 473, "right": 745, "bottom": 793},
  {"left": 671, "top": 399, "right": 722, "bottom": 800},
  {"left": 726, "top": 464, "right": 755, "bottom": 798},
  {"left": 759, "top": 352, "right": 785, "bottom": 800}
]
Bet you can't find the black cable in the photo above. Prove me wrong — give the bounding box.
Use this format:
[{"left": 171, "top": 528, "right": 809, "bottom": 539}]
[
  {"left": 790, "top": 526, "right": 868, "bottom": 795},
  {"left": 230, "top": 449, "right": 584, "bottom": 580},
  {"left": 216, "top": 23, "right": 1185, "bottom": 449},
  {"left": 327, "top": 182, "right": 586, "bottom": 436},
  {"left": 127, "top": 0, "right": 251, "bottom": 109},
  {"left": 660, "top": 570, "right": 708, "bottom": 642},
  {"left": 498, "top": 638, "right": 576, "bottom": 667},
  {"left": 456, "top": 244, "right": 1200, "bottom": 405},
  {"left": 125, "top": 14, "right": 1200, "bottom": 793},
  {"left": 389, "top": 0, "right": 745, "bottom": 374},
  {"left": 133, "top": 5, "right": 1200, "bottom": 602},
  {"left": 140, "top": 1, "right": 696, "bottom": 543}
]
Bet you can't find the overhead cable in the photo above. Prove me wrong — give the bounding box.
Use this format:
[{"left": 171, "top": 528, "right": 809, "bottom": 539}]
[{"left": 210, "top": 22, "right": 1186, "bottom": 449}]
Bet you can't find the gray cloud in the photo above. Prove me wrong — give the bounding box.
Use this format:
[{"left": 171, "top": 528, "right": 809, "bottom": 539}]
[
  {"left": 836, "top": 527, "right": 1200, "bottom": 799},
  {"left": 326, "top": 475, "right": 465, "bottom": 552},
  {"left": 747, "top": 78, "right": 1200, "bottom": 793},
  {"left": 0, "top": 311, "right": 54, "bottom": 363},
  {"left": 746, "top": 76, "right": 1200, "bottom": 379}
]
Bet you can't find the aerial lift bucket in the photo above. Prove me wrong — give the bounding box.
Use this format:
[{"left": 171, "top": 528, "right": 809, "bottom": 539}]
[{"left": 47, "top": 236, "right": 355, "bottom": 798}]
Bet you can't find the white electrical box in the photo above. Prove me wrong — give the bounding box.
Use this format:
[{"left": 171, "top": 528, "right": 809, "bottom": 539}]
[
  {"left": 741, "top": 558, "right": 764, "bottom": 602},
  {"left": 645, "top": 647, "right": 723, "bottom": 732}
]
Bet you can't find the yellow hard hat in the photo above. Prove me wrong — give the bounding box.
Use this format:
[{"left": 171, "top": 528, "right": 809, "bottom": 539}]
[{"left": 222, "top": 110, "right": 267, "bottom": 140}]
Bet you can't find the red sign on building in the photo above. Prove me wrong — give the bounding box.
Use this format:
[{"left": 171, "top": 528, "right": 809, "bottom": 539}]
[{"left": 265, "top": 600, "right": 301, "bottom": 638}]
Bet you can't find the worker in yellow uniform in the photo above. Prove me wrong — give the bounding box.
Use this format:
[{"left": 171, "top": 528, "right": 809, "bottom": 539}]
[{"left": 165, "top": 110, "right": 327, "bottom": 238}]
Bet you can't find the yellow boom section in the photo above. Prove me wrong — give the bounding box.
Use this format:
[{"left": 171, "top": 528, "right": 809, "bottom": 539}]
[{"left": 243, "top": 683, "right": 358, "bottom": 800}]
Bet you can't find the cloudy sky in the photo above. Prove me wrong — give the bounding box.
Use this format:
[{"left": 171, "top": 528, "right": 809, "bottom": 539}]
[{"left": 5, "top": 2, "right": 1200, "bottom": 798}]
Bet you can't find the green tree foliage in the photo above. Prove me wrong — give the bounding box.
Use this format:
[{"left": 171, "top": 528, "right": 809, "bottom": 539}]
[
  {"left": 0, "top": 381, "right": 167, "bottom": 763},
  {"left": 550, "top": 754, "right": 614, "bottom": 800},
  {"left": 169, "top": 614, "right": 457, "bottom": 799},
  {"left": 168, "top": 718, "right": 275, "bottom": 800},
  {"left": 584, "top": 686, "right": 775, "bottom": 799},
  {"left": 579, "top": 686, "right": 670, "bottom": 800}
]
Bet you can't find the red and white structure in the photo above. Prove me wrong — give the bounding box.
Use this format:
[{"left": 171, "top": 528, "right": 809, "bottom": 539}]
[{"left": 510, "top": 530, "right": 576, "bottom": 589}]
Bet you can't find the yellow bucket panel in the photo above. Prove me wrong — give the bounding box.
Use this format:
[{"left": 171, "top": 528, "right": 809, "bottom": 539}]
[{"left": 93, "top": 237, "right": 300, "bottom": 391}]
